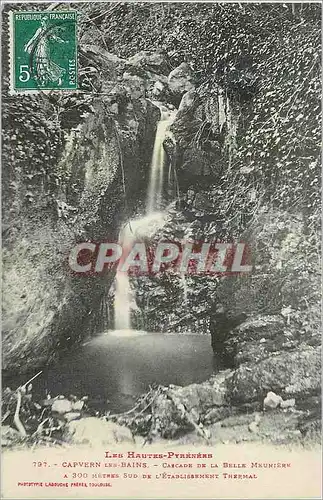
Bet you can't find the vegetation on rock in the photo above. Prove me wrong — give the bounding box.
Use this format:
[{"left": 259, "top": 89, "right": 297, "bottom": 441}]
[{"left": 1, "top": 2, "right": 321, "bottom": 446}]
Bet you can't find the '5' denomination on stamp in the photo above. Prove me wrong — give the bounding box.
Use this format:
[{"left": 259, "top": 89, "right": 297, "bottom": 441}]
[{"left": 10, "top": 10, "right": 78, "bottom": 93}]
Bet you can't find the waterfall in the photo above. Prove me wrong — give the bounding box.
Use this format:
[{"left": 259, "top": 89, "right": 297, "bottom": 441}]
[
  {"left": 113, "top": 213, "right": 166, "bottom": 332},
  {"left": 113, "top": 102, "right": 176, "bottom": 332},
  {"left": 114, "top": 222, "right": 134, "bottom": 331},
  {"left": 114, "top": 271, "right": 132, "bottom": 330},
  {"left": 146, "top": 104, "right": 176, "bottom": 214}
]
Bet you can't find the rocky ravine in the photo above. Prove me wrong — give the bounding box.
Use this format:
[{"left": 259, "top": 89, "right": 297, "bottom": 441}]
[
  {"left": 2, "top": 47, "right": 321, "bottom": 447},
  {"left": 2, "top": 49, "right": 169, "bottom": 373}
]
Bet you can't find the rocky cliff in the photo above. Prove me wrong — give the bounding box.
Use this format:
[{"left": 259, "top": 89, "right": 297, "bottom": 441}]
[{"left": 2, "top": 45, "right": 165, "bottom": 373}]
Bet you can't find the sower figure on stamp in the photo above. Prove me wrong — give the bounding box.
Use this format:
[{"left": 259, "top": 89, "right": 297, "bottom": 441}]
[{"left": 24, "top": 17, "right": 68, "bottom": 87}]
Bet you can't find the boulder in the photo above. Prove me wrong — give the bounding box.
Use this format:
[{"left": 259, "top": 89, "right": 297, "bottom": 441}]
[
  {"left": 71, "top": 400, "right": 84, "bottom": 411},
  {"left": 152, "top": 395, "right": 186, "bottom": 438},
  {"left": 263, "top": 391, "right": 283, "bottom": 409},
  {"left": 171, "top": 379, "right": 228, "bottom": 411},
  {"left": 65, "top": 417, "right": 134, "bottom": 446},
  {"left": 231, "top": 315, "right": 284, "bottom": 342},
  {"left": 168, "top": 62, "right": 195, "bottom": 98},
  {"left": 248, "top": 421, "right": 259, "bottom": 433},
  {"left": 110, "top": 103, "right": 119, "bottom": 114},
  {"left": 152, "top": 371, "right": 231, "bottom": 438},
  {"left": 64, "top": 412, "right": 81, "bottom": 422},
  {"left": 229, "top": 346, "right": 321, "bottom": 404},
  {"left": 81, "top": 45, "right": 126, "bottom": 80}
]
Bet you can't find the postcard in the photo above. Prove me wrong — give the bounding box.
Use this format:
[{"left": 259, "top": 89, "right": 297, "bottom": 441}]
[{"left": 1, "top": 1, "right": 321, "bottom": 498}]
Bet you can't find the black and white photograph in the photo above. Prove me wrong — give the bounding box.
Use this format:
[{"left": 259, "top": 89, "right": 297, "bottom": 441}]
[{"left": 1, "top": 1, "right": 322, "bottom": 498}]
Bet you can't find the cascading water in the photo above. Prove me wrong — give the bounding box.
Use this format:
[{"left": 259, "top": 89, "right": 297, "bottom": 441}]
[
  {"left": 146, "top": 104, "right": 176, "bottom": 215},
  {"left": 114, "top": 102, "right": 176, "bottom": 332},
  {"left": 113, "top": 223, "right": 133, "bottom": 331},
  {"left": 113, "top": 213, "right": 167, "bottom": 332}
]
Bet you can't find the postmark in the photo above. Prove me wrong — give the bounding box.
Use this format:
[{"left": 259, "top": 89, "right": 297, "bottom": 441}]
[{"left": 9, "top": 10, "right": 78, "bottom": 93}]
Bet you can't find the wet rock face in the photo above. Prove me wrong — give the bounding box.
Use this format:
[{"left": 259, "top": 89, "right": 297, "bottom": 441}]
[
  {"left": 166, "top": 83, "right": 241, "bottom": 191},
  {"left": 2, "top": 51, "right": 161, "bottom": 374}
]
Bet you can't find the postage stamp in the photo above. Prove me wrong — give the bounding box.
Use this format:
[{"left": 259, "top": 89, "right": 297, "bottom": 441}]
[{"left": 9, "top": 10, "right": 78, "bottom": 93}]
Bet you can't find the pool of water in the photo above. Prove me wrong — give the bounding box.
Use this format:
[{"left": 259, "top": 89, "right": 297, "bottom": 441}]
[{"left": 4, "top": 330, "right": 220, "bottom": 413}]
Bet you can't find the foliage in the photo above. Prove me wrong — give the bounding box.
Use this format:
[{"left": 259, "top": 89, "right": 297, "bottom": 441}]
[
  {"left": 79, "top": 2, "right": 321, "bottom": 220},
  {"left": 232, "top": 13, "right": 321, "bottom": 219}
]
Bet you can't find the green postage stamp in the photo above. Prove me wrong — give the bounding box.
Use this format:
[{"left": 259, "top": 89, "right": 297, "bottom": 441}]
[{"left": 9, "top": 10, "right": 78, "bottom": 93}]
